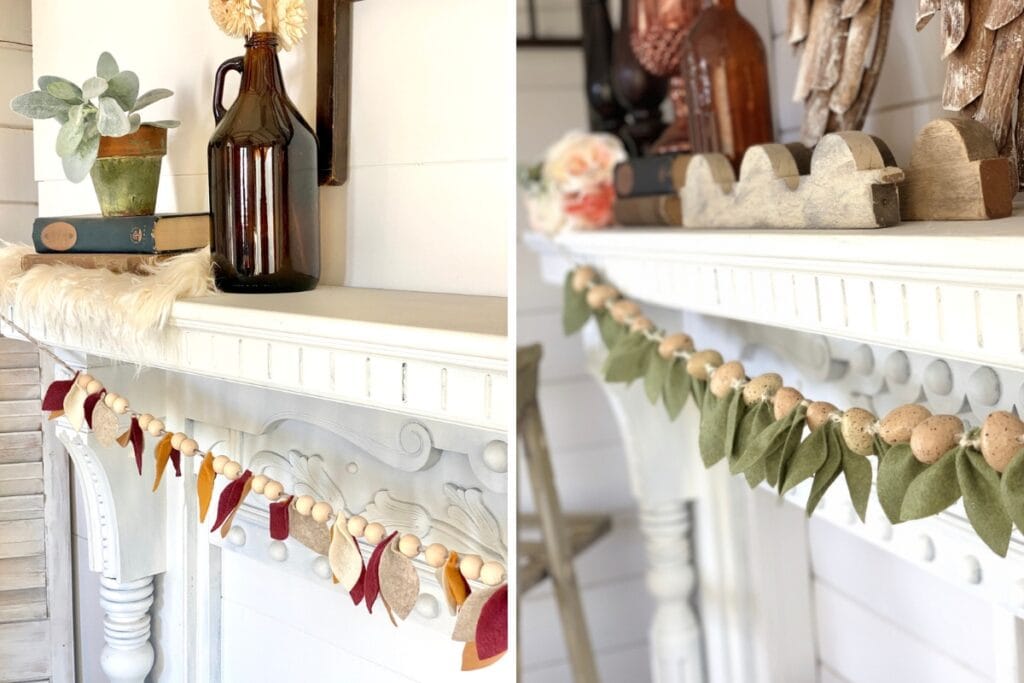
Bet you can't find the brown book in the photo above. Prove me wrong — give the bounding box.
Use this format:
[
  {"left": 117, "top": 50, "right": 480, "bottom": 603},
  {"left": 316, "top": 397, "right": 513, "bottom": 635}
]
[
  {"left": 614, "top": 195, "right": 683, "bottom": 226},
  {"left": 613, "top": 155, "right": 692, "bottom": 197},
  {"left": 20, "top": 252, "right": 176, "bottom": 274}
]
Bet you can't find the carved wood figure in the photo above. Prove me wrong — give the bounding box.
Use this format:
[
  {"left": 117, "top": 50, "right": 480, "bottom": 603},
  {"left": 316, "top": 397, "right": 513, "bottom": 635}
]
[
  {"left": 790, "top": 0, "right": 895, "bottom": 147},
  {"left": 899, "top": 117, "right": 1015, "bottom": 220},
  {"left": 921, "top": 0, "right": 1024, "bottom": 188},
  {"left": 683, "top": 131, "right": 904, "bottom": 228}
]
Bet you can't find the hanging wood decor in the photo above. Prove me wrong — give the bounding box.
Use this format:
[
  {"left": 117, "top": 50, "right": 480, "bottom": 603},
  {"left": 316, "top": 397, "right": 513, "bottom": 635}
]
[{"left": 790, "top": 0, "right": 896, "bottom": 146}]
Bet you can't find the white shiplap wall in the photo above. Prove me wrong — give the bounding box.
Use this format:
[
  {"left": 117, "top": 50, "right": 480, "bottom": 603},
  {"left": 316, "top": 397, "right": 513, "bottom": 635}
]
[{"left": 0, "top": 0, "right": 37, "bottom": 244}]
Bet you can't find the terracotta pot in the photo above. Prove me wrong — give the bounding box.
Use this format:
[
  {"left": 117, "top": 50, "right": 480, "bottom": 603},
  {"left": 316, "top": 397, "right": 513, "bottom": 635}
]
[{"left": 91, "top": 125, "right": 167, "bottom": 217}]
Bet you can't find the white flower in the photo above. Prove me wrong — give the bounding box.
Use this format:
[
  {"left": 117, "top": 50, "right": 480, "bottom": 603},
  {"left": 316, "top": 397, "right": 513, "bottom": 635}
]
[
  {"left": 542, "top": 130, "right": 627, "bottom": 195},
  {"left": 524, "top": 185, "right": 567, "bottom": 236},
  {"left": 209, "top": 0, "right": 257, "bottom": 38}
]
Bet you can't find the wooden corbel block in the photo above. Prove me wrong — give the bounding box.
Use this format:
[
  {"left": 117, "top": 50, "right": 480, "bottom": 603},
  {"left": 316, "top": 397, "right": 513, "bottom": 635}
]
[
  {"left": 683, "top": 131, "right": 904, "bottom": 229},
  {"left": 898, "top": 118, "right": 1014, "bottom": 221}
]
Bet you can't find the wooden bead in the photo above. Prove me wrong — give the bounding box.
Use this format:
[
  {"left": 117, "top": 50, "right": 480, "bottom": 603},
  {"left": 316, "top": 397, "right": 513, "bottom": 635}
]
[
  {"left": 85, "top": 380, "right": 103, "bottom": 395},
  {"left": 480, "top": 562, "right": 505, "bottom": 586},
  {"left": 103, "top": 392, "right": 118, "bottom": 407},
  {"left": 222, "top": 461, "right": 242, "bottom": 480},
  {"left": 263, "top": 480, "right": 284, "bottom": 501},
  {"left": 398, "top": 534, "right": 421, "bottom": 558},
  {"left": 773, "top": 387, "right": 804, "bottom": 420},
  {"left": 311, "top": 501, "right": 333, "bottom": 523},
  {"left": 571, "top": 266, "right": 597, "bottom": 292},
  {"left": 137, "top": 413, "right": 153, "bottom": 429},
  {"left": 112, "top": 397, "right": 129, "bottom": 415},
  {"left": 146, "top": 419, "right": 164, "bottom": 436},
  {"left": 170, "top": 432, "right": 187, "bottom": 450},
  {"left": 424, "top": 543, "right": 448, "bottom": 568},
  {"left": 911, "top": 415, "right": 963, "bottom": 464},
  {"left": 841, "top": 407, "right": 877, "bottom": 456},
  {"left": 610, "top": 299, "right": 641, "bottom": 324},
  {"left": 686, "top": 350, "right": 724, "bottom": 381},
  {"left": 806, "top": 401, "right": 839, "bottom": 431},
  {"left": 585, "top": 284, "right": 618, "bottom": 310},
  {"left": 460, "top": 554, "right": 484, "bottom": 580},
  {"left": 294, "top": 495, "right": 315, "bottom": 515},
  {"left": 658, "top": 333, "right": 694, "bottom": 359},
  {"left": 629, "top": 316, "right": 655, "bottom": 334},
  {"left": 212, "top": 455, "right": 230, "bottom": 474},
  {"left": 709, "top": 361, "right": 745, "bottom": 399},
  {"left": 76, "top": 374, "right": 93, "bottom": 389},
  {"left": 179, "top": 438, "right": 199, "bottom": 457},
  {"left": 742, "top": 373, "right": 782, "bottom": 406},
  {"left": 347, "top": 515, "right": 368, "bottom": 537},
  {"left": 251, "top": 474, "right": 269, "bottom": 494},
  {"left": 363, "top": 522, "right": 386, "bottom": 545},
  {"left": 981, "top": 411, "right": 1024, "bottom": 473},
  {"left": 878, "top": 404, "right": 932, "bottom": 445}
]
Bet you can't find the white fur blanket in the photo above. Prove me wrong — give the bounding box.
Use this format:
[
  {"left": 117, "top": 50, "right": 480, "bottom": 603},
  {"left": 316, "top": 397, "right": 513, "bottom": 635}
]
[{"left": 0, "top": 244, "right": 216, "bottom": 361}]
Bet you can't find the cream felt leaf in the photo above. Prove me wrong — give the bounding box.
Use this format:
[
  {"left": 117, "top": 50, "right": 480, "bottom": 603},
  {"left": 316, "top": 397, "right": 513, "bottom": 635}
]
[
  {"left": 289, "top": 503, "right": 331, "bottom": 555},
  {"left": 378, "top": 537, "right": 420, "bottom": 621},
  {"left": 452, "top": 585, "right": 499, "bottom": 643},
  {"left": 328, "top": 516, "right": 364, "bottom": 591},
  {"left": 91, "top": 400, "right": 120, "bottom": 447},
  {"left": 62, "top": 383, "right": 88, "bottom": 431}
]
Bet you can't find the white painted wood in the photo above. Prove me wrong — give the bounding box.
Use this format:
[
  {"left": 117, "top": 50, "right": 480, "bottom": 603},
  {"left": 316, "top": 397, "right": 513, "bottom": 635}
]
[
  {"left": 0, "top": 44, "right": 33, "bottom": 129},
  {"left": 98, "top": 576, "right": 155, "bottom": 683},
  {"left": 0, "top": 128, "right": 36, "bottom": 203}
]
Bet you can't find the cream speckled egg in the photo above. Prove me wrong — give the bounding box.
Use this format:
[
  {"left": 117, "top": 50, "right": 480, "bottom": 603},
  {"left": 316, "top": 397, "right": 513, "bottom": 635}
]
[
  {"left": 840, "top": 407, "right": 877, "bottom": 456},
  {"left": 910, "top": 414, "right": 963, "bottom": 464},
  {"left": 742, "top": 373, "right": 782, "bottom": 406},
  {"left": 571, "top": 266, "right": 597, "bottom": 293},
  {"left": 710, "top": 361, "right": 745, "bottom": 399},
  {"left": 347, "top": 515, "right": 368, "bottom": 537},
  {"left": 460, "top": 554, "right": 484, "bottom": 581},
  {"left": 773, "top": 387, "right": 804, "bottom": 421},
  {"left": 686, "top": 350, "right": 724, "bottom": 382},
  {"left": 585, "top": 284, "right": 618, "bottom": 310},
  {"left": 879, "top": 404, "right": 932, "bottom": 445},
  {"left": 610, "top": 299, "right": 641, "bottom": 324},
  {"left": 806, "top": 402, "right": 839, "bottom": 432},
  {"left": 658, "top": 333, "right": 694, "bottom": 360},
  {"left": 363, "top": 522, "right": 386, "bottom": 544},
  {"left": 981, "top": 411, "right": 1024, "bottom": 473},
  {"left": 424, "top": 543, "right": 448, "bottom": 568},
  {"left": 630, "top": 317, "right": 654, "bottom": 334}
]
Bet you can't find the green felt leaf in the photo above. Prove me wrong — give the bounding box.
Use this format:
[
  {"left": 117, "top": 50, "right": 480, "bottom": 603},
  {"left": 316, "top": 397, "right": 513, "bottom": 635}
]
[
  {"left": 733, "top": 401, "right": 774, "bottom": 472},
  {"left": 722, "top": 390, "right": 746, "bottom": 467},
  {"left": 662, "top": 361, "right": 690, "bottom": 420},
  {"left": 744, "top": 458, "right": 768, "bottom": 488},
  {"left": 699, "top": 389, "right": 732, "bottom": 468},
  {"left": 598, "top": 311, "right": 624, "bottom": 349},
  {"left": 958, "top": 448, "right": 1012, "bottom": 557},
  {"left": 780, "top": 423, "right": 827, "bottom": 495},
  {"left": 900, "top": 446, "right": 962, "bottom": 521},
  {"left": 1000, "top": 449, "right": 1024, "bottom": 533},
  {"left": 873, "top": 434, "right": 891, "bottom": 461},
  {"left": 771, "top": 405, "right": 808, "bottom": 490},
  {"left": 841, "top": 440, "right": 873, "bottom": 523},
  {"left": 806, "top": 424, "right": 844, "bottom": 515},
  {"left": 603, "top": 333, "right": 652, "bottom": 383},
  {"left": 644, "top": 348, "right": 669, "bottom": 404},
  {"left": 732, "top": 406, "right": 790, "bottom": 475},
  {"left": 690, "top": 377, "right": 706, "bottom": 407},
  {"left": 562, "top": 272, "right": 591, "bottom": 335},
  {"left": 876, "top": 443, "right": 927, "bottom": 524}
]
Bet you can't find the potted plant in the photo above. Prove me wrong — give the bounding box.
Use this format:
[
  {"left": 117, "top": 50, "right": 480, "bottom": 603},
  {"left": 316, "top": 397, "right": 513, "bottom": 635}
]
[{"left": 10, "top": 52, "right": 179, "bottom": 217}]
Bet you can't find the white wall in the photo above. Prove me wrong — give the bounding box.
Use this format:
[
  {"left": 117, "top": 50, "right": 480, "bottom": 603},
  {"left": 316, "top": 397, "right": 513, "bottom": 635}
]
[{"left": 0, "top": 0, "right": 37, "bottom": 244}]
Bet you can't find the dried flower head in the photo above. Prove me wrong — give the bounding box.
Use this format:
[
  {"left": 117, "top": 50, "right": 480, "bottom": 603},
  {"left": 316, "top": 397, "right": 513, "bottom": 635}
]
[
  {"left": 209, "top": 0, "right": 257, "bottom": 38},
  {"left": 269, "top": 0, "right": 308, "bottom": 50}
]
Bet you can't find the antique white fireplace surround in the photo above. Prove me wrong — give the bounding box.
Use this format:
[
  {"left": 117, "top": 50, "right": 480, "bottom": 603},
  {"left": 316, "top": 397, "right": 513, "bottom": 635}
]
[
  {"left": 528, "top": 221, "right": 1024, "bottom": 683},
  {"left": 7, "top": 286, "right": 508, "bottom": 682}
]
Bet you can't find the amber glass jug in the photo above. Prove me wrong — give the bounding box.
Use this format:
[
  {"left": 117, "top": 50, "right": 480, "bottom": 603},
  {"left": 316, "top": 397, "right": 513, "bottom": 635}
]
[
  {"left": 208, "top": 32, "right": 320, "bottom": 293},
  {"left": 681, "top": 0, "right": 774, "bottom": 169}
]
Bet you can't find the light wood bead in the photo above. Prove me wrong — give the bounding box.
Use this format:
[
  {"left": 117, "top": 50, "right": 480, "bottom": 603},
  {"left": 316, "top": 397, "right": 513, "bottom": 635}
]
[
  {"left": 112, "top": 397, "right": 129, "bottom": 415},
  {"left": 262, "top": 480, "right": 284, "bottom": 501},
  {"left": 710, "top": 361, "right": 745, "bottom": 399},
  {"left": 85, "top": 380, "right": 103, "bottom": 395},
  {"left": 610, "top": 299, "right": 641, "bottom": 324},
  {"left": 981, "top": 411, "right": 1024, "bottom": 473},
  {"left": 76, "top": 374, "right": 93, "bottom": 389},
  {"left": 103, "top": 392, "right": 118, "bottom": 407},
  {"left": 658, "top": 333, "right": 694, "bottom": 359},
  {"left": 773, "top": 387, "right": 804, "bottom": 420},
  {"left": 480, "top": 562, "right": 506, "bottom": 586},
  {"left": 146, "top": 419, "right": 165, "bottom": 436},
  {"left": 629, "top": 316, "right": 655, "bottom": 334},
  {"left": 585, "top": 284, "right": 618, "bottom": 310},
  {"left": 424, "top": 543, "right": 448, "bottom": 568},
  {"left": 879, "top": 404, "right": 932, "bottom": 445},
  {"left": 841, "top": 408, "right": 877, "bottom": 456},
  {"left": 742, "top": 373, "right": 783, "bottom": 406},
  {"left": 460, "top": 554, "right": 484, "bottom": 581},
  {"left": 398, "top": 534, "right": 421, "bottom": 558},
  {"left": 294, "top": 495, "right": 315, "bottom": 516},
  {"left": 686, "top": 350, "right": 724, "bottom": 381},
  {"left": 222, "top": 461, "right": 242, "bottom": 480},
  {"left": 806, "top": 402, "right": 839, "bottom": 432},
  {"left": 137, "top": 413, "right": 154, "bottom": 429},
  {"left": 911, "top": 415, "right": 963, "bottom": 464},
  {"left": 363, "top": 522, "right": 386, "bottom": 545},
  {"left": 571, "top": 266, "right": 597, "bottom": 292},
  {"left": 311, "top": 501, "right": 333, "bottom": 523},
  {"left": 347, "top": 515, "right": 368, "bottom": 538},
  {"left": 251, "top": 474, "right": 269, "bottom": 494},
  {"left": 212, "top": 455, "right": 230, "bottom": 474},
  {"left": 170, "top": 432, "right": 187, "bottom": 450},
  {"left": 179, "top": 438, "right": 199, "bottom": 457}
]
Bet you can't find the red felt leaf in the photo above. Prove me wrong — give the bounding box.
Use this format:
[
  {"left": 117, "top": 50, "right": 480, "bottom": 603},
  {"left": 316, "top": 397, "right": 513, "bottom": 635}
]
[
  {"left": 169, "top": 449, "right": 181, "bottom": 477},
  {"left": 364, "top": 531, "right": 397, "bottom": 614},
  {"left": 269, "top": 496, "right": 292, "bottom": 540},
  {"left": 41, "top": 375, "right": 77, "bottom": 411},
  {"left": 129, "top": 417, "right": 144, "bottom": 476},
  {"left": 475, "top": 584, "right": 508, "bottom": 660},
  {"left": 210, "top": 470, "right": 253, "bottom": 533},
  {"left": 348, "top": 536, "right": 366, "bottom": 606},
  {"left": 83, "top": 392, "right": 104, "bottom": 429}
]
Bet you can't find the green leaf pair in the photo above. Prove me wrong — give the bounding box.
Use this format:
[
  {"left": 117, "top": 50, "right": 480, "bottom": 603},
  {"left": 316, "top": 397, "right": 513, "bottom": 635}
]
[
  {"left": 562, "top": 272, "right": 592, "bottom": 335},
  {"left": 698, "top": 388, "right": 746, "bottom": 468},
  {"left": 644, "top": 350, "right": 692, "bottom": 421},
  {"left": 603, "top": 332, "right": 653, "bottom": 384},
  {"left": 733, "top": 400, "right": 775, "bottom": 487},
  {"left": 731, "top": 403, "right": 807, "bottom": 490}
]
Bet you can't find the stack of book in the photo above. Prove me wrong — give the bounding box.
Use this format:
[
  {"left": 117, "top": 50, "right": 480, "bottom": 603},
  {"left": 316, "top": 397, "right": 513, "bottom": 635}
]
[
  {"left": 612, "top": 154, "right": 689, "bottom": 227},
  {"left": 24, "top": 213, "right": 210, "bottom": 274}
]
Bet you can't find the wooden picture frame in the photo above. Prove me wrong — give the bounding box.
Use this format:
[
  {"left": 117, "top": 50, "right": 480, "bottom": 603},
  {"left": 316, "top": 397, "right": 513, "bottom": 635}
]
[{"left": 316, "top": 0, "right": 355, "bottom": 186}]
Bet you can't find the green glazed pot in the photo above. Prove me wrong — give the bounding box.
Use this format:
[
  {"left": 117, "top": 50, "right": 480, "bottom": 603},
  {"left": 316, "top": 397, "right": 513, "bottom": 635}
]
[{"left": 90, "top": 125, "right": 167, "bottom": 217}]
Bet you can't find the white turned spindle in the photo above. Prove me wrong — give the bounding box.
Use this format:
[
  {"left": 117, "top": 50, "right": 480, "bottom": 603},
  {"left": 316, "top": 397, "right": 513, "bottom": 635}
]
[{"left": 98, "top": 575, "right": 156, "bottom": 683}]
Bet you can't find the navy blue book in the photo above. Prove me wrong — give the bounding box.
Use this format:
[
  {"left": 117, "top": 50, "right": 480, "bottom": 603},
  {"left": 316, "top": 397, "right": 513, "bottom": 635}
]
[{"left": 32, "top": 213, "right": 209, "bottom": 254}]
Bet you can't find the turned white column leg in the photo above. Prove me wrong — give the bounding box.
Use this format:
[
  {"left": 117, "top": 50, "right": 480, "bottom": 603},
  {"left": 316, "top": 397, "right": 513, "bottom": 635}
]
[{"left": 99, "top": 576, "right": 156, "bottom": 683}]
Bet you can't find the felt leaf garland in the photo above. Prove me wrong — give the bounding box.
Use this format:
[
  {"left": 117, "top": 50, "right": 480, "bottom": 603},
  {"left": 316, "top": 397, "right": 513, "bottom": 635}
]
[
  {"left": 598, "top": 311, "right": 624, "bottom": 349},
  {"left": 452, "top": 585, "right": 499, "bottom": 642},
  {"left": 805, "top": 423, "right": 844, "bottom": 516},
  {"left": 768, "top": 405, "right": 809, "bottom": 489},
  {"left": 736, "top": 401, "right": 775, "bottom": 487},
  {"left": 218, "top": 474, "right": 252, "bottom": 538},
  {"left": 83, "top": 392, "right": 104, "bottom": 429},
  {"left": 268, "top": 494, "right": 291, "bottom": 540},
  {"left": 365, "top": 531, "right": 398, "bottom": 614},
  {"left": 197, "top": 452, "right": 216, "bottom": 523},
  {"left": 562, "top": 272, "right": 591, "bottom": 334},
  {"left": 62, "top": 383, "right": 88, "bottom": 431},
  {"left": 441, "top": 550, "right": 472, "bottom": 615},
  {"left": 900, "top": 446, "right": 962, "bottom": 521},
  {"left": 210, "top": 469, "right": 253, "bottom": 535},
  {"left": 780, "top": 423, "right": 828, "bottom": 495},
  {"left": 474, "top": 584, "right": 508, "bottom": 660},
  {"left": 42, "top": 375, "right": 76, "bottom": 412},
  {"left": 732, "top": 405, "right": 794, "bottom": 475},
  {"left": 876, "top": 443, "right": 928, "bottom": 524},
  {"left": 841, "top": 438, "right": 873, "bottom": 523},
  {"left": 603, "top": 332, "right": 651, "bottom": 383},
  {"left": 348, "top": 536, "right": 368, "bottom": 606},
  {"left": 1000, "top": 449, "right": 1024, "bottom": 532},
  {"left": 152, "top": 433, "right": 175, "bottom": 492},
  {"left": 699, "top": 389, "right": 732, "bottom": 467},
  {"left": 461, "top": 642, "right": 505, "bottom": 671},
  {"left": 662, "top": 360, "right": 691, "bottom": 420},
  {"left": 378, "top": 536, "right": 420, "bottom": 621},
  {"left": 645, "top": 350, "right": 670, "bottom": 404},
  {"left": 328, "top": 516, "right": 365, "bottom": 591},
  {"left": 91, "top": 401, "right": 120, "bottom": 448},
  {"left": 117, "top": 416, "right": 145, "bottom": 475},
  {"left": 721, "top": 389, "right": 746, "bottom": 467},
  {"left": 289, "top": 501, "right": 332, "bottom": 555},
  {"left": 958, "top": 447, "right": 1012, "bottom": 556}
]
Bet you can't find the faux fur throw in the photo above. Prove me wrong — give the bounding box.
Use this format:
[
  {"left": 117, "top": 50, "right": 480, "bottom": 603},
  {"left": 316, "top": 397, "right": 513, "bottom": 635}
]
[{"left": 0, "top": 243, "right": 215, "bottom": 361}]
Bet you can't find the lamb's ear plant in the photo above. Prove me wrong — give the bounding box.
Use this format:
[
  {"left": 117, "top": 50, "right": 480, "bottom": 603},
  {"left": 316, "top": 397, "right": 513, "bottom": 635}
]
[{"left": 10, "top": 52, "right": 179, "bottom": 183}]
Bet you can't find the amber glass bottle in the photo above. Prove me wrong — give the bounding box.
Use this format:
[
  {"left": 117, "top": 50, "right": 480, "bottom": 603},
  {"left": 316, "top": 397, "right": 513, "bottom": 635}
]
[
  {"left": 208, "top": 32, "right": 320, "bottom": 293},
  {"left": 681, "top": 0, "right": 774, "bottom": 169}
]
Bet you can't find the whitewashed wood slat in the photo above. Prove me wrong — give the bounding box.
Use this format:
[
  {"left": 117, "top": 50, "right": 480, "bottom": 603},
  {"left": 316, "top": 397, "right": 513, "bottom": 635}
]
[
  {"left": 0, "top": 128, "right": 35, "bottom": 204},
  {"left": 0, "top": 352, "right": 44, "bottom": 370},
  {"left": 0, "top": 555, "right": 46, "bottom": 591},
  {"left": 0, "top": 620, "right": 50, "bottom": 682},
  {"left": 0, "top": 0, "right": 31, "bottom": 44},
  {"left": 0, "top": 448, "right": 41, "bottom": 465},
  {"left": 0, "top": 494, "right": 44, "bottom": 522},
  {"left": 0, "top": 44, "right": 33, "bottom": 129},
  {"left": 0, "top": 479, "right": 43, "bottom": 498},
  {"left": 0, "top": 416, "right": 42, "bottom": 434},
  {"left": 0, "top": 367, "right": 41, "bottom": 385},
  {"left": 0, "top": 462, "right": 43, "bottom": 481},
  {"left": 0, "top": 518, "right": 44, "bottom": 544},
  {"left": 0, "top": 587, "right": 47, "bottom": 621},
  {"left": 523, "top": 641, "right": 651, "bottom": 683},
  {"left": 0, "top": 201, "right": 41, "bottom": 246},
  {"left": 0, "top": 539, "right": 43, "bottom": 559},
  {"left": 0, "top": 432, "right": 42, "bottom": 450},
  {"left": 0, "top": 384, "right": 41, "bottom": 402}
]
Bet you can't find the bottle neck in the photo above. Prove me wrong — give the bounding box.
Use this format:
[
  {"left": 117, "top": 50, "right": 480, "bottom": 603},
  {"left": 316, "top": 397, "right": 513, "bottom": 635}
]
[
  {"left": 241, "top": 33, "right": 284, "bottom": 93},
  {"left": 705, "top": 0, "right": 735, "bottom": 9}
]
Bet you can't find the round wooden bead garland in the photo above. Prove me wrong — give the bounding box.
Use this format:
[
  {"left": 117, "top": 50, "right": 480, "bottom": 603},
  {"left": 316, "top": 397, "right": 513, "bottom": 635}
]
[{"left": 566, "top": 265, "right": 1024, "bottom": 547}]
